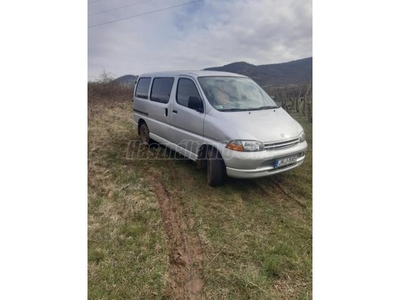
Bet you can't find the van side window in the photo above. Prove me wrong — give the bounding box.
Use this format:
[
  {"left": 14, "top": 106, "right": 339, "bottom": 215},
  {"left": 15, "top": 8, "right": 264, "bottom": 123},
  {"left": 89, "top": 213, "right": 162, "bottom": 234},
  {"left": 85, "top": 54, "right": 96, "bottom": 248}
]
[
  {"left": 176, "top": 78, "right": 201, "bottom": 108},
  {"left": 150, "top": 77, "right": 174, "bottom": 103},
  {"left": 135, "top": 77, "right": 151, "bottom": 99}
]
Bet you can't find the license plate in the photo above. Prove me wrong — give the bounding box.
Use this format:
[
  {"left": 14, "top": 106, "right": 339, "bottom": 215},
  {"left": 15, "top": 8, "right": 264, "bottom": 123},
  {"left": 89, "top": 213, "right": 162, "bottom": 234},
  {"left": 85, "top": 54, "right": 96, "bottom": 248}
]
[{"left": 274, "top": 154, "right": 299, "bottom": 168}]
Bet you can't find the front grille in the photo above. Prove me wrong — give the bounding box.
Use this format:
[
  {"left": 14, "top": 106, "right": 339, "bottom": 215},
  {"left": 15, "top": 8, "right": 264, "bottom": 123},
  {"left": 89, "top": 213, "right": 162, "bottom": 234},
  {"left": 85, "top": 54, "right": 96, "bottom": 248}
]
[{"left": 263, "top": 138, "right": 299, "bottom": 150}]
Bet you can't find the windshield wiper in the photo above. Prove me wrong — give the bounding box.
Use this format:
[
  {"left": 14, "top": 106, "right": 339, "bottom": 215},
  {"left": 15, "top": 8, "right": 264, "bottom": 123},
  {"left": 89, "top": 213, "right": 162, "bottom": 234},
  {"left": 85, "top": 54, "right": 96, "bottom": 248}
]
[
  {"left": 219, "top": 106, "right": 280, "bottom": 112},
  {"left": 251, "top": 105, "right": 280, "bottom": 110},
  {"left": 219, "top": 108, "right": 249, "bottom": 112}
]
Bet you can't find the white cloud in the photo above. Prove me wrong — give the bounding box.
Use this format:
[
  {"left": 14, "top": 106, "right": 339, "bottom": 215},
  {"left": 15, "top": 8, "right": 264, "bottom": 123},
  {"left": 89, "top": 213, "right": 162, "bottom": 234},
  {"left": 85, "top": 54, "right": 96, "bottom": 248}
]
[{"left": 88, "top": 0, "right": 312, "bottom": 79}]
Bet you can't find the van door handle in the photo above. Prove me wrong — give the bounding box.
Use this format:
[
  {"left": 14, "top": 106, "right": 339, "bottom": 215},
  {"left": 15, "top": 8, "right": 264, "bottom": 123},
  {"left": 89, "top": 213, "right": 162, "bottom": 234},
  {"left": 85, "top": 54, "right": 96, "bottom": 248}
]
[
  {"left": 172, "top": 110, "right": 178, "bottom": 114},
  {"left": 165, "top": 108, "right": 168, "bottom": 117}
]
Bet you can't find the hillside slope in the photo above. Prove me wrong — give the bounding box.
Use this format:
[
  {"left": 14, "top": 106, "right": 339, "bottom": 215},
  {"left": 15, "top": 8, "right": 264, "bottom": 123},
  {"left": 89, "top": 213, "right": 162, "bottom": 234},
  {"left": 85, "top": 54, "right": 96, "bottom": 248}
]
[
  {"left": 205, "top": 57, "right": 312, "bottom": 86},
  {"left": 114, "top": 57, "right": 312, "bottom": 88}
]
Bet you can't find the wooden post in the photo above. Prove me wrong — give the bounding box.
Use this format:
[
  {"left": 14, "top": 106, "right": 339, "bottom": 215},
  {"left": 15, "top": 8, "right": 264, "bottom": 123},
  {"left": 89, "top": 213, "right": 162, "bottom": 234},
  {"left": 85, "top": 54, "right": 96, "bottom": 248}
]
[
  {"left": 304, "top": 81, "right": 311, "bottom": 118},
  {"left": 296, "top": 87, "right": 303, "bottom": 113},
  {"left": 308, "top": 93, "right": 312, "bottom": 123}
]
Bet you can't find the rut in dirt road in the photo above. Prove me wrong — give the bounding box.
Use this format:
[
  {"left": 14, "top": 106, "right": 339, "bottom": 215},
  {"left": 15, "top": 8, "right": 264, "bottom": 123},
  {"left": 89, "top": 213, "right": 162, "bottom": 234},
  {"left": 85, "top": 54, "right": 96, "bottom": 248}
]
[{"left": 149, "top": 171, "right": 205, "bottom": 300}]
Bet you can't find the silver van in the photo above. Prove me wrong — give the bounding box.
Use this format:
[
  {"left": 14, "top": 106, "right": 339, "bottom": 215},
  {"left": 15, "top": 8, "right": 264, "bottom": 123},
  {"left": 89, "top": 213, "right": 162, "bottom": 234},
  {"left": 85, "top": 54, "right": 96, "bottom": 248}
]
[{"left": 133, "top": 71, "right": 307, "bottom": 186}]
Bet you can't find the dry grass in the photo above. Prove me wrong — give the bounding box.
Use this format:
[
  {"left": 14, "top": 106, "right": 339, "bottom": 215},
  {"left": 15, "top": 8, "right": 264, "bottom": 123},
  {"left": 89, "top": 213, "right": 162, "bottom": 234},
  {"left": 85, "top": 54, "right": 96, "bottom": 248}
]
[
  {"left": 88, "top": 82, "right": 133, "bottom": 115},
  {"left": 157, "top": 152, "right": 312, "bottom": 299},
  {"left": 88, "top": 88, "right": 169, "bottom": 299},
  {"left": 88, "top": 83, "right": 312, "bottom": 299}
]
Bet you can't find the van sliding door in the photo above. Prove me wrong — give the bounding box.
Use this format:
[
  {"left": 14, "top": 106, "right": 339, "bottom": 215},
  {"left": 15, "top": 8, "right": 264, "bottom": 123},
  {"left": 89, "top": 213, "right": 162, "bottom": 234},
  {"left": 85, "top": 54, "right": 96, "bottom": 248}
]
[
  {"left": 169, "top": 77, "right": 205, "bottom": 159},
  {"left": 146, "top": 77, "right": 174, "bottom": 142}
]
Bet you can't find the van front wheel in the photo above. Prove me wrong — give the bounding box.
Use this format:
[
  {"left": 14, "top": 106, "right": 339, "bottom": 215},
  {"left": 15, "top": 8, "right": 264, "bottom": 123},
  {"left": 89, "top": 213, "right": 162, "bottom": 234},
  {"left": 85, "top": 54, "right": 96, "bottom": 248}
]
[
  {"left": 139, "top": 123, "right": 150, "bottom": 145},
  {"left": 207, "top": 148, "right": 225, "bottom": 186}
]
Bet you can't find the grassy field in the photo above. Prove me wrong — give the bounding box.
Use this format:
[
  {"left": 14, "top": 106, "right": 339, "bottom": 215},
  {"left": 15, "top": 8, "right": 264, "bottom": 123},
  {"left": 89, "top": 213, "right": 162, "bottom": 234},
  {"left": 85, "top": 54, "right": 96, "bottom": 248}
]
[{"left": 88, "top": 88, "right": 312, "bottom": 299}]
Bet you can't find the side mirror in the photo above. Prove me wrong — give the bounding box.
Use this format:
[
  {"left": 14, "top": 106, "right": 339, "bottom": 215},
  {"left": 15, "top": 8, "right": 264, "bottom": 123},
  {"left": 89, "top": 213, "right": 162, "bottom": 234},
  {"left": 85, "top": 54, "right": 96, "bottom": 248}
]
[{"left": 188, "top": 96, "right": 204, "bottom": 113}]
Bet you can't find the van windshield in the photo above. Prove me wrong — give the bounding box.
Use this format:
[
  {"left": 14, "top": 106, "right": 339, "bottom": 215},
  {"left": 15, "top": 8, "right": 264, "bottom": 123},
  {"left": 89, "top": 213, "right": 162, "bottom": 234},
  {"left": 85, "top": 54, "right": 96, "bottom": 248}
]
[{"left": 198, "top": 76, "right": 278, "bottom": 111}]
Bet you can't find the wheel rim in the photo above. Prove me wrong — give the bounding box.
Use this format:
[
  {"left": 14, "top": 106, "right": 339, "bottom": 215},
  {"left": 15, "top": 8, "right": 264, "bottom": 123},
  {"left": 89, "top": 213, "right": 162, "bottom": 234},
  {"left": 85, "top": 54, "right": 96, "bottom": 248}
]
[
  {"left": 207, "top": 151, "right": 211, "bottom": 182},
  {"left": 140, "top": 126, "right": 148, "bottom": 143}
]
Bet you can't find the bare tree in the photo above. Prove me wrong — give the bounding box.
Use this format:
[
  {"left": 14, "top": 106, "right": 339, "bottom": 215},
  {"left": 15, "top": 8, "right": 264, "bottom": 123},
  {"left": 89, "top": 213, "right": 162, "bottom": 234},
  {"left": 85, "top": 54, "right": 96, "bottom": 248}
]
[{"left": 97, "top": 69, "right": 116, "bottom": 84}]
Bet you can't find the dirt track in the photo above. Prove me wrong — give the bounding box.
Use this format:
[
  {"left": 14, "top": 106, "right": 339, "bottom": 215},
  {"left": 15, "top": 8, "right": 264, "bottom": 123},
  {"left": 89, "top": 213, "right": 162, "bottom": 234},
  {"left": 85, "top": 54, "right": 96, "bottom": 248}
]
[{"left": 149, "top": 170, "right": 205, "bottom": 299}]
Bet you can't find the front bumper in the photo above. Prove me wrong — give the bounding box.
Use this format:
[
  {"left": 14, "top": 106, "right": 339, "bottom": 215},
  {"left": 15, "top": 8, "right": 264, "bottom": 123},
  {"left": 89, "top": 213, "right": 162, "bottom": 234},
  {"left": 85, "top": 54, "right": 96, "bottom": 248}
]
[
  {"left": 226, "top": 154, "right": 305, "bottom": 179},
  {"left": 221, "top": 141, "right": 308, "bottom": 179}
]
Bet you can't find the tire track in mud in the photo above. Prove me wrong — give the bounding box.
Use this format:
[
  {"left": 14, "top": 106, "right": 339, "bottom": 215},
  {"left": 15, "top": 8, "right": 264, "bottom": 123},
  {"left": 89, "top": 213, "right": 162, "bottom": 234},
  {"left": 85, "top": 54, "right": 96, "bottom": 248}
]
[
  {"left": 255, "top": 179, "right": 307, "bottom": 208},
  {"left": 268, "top": 178, "right": 306, "bottom": 208},
  {"left": 148, "top": 170, "right": 205, "bottom": 300}
]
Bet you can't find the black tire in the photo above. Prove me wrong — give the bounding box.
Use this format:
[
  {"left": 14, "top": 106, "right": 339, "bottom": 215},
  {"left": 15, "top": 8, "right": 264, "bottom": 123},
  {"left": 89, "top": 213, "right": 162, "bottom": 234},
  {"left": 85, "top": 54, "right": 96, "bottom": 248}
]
[
  {"left": 139, "top": 123, "right": 150, "bottom": 145},
  {"left": 207, "top": 148, "right": 226, "bottom": 186}
]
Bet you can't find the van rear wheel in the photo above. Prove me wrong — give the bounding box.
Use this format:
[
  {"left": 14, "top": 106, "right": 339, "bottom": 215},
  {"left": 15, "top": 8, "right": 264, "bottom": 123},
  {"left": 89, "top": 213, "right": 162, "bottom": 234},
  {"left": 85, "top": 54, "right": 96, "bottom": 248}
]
[
  {"left": 139, "top": 123, "right": 150, "bottom": 145},
  {"left": 207, "top": 148, "right": 225, "bottom": 186}
]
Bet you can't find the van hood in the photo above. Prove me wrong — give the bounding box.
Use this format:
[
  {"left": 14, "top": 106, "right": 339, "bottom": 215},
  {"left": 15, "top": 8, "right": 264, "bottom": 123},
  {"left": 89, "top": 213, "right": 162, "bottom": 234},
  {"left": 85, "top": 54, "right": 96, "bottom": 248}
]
[{"left": 220, "top": 108, "right": 302, "bottom": 142}]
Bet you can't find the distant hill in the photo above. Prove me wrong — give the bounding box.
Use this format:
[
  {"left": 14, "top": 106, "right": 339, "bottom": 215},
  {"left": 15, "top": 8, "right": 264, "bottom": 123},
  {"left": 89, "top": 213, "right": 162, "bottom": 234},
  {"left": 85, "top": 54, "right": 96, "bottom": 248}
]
[
  {"left": 115, "top": 57, "right": 311, "bottom": 88},
  {"left": 204, "top": 57, "right": 312, "bottom": 87},
  {"left": 113, "top": 75, "right": 138, "bottom": 87}
]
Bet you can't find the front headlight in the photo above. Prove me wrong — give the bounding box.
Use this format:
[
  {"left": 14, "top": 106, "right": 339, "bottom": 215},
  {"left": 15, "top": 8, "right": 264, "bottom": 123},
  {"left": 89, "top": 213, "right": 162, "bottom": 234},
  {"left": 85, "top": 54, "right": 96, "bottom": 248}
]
[
  {"left": 299, "top": 131, "right": 306, "bottom": 143},
  {"left": 225, "top": 140, "right": 265, "bottom": 152}
]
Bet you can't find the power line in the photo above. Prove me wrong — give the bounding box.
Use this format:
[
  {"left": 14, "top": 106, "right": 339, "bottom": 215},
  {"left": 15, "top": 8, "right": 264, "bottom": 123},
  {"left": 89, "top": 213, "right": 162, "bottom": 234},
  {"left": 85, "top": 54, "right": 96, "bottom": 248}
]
[
  {"left": 89, "top": 0, "right": 202, "bottom": 29},
  {"left": 89, "top": 0, "right": 153, "bottom": 17}
]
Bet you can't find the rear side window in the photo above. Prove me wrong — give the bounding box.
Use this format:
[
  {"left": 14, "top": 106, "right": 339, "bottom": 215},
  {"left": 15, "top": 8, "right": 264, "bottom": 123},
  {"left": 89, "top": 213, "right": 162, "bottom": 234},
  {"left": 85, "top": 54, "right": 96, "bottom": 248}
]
[
  {"left": 150, "top": 77, "right": 174, "bottom": 103},
  {"left": 176, "top": 78, "right": 201, "bottom": 107},
  {"left": 135, "top": 77, "right": 151, "bottom": 99}
]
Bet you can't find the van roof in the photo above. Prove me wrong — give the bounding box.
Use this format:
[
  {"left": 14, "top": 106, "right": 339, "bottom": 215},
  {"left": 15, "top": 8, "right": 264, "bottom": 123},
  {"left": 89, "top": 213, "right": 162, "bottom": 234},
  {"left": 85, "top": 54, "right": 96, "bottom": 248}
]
[{"left": 138, "top": 70, "right": 246, "bottom": 78}]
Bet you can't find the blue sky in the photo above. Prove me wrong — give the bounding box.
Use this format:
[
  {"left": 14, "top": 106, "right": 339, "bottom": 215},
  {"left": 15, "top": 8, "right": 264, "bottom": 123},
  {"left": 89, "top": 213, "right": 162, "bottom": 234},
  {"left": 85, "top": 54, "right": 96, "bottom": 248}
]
[{"left": 88, "top": 0, "right": 312, "bottom": 80}]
